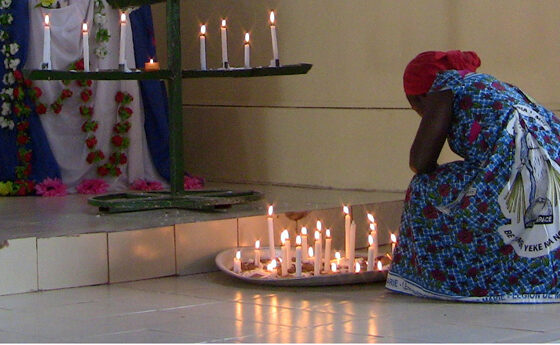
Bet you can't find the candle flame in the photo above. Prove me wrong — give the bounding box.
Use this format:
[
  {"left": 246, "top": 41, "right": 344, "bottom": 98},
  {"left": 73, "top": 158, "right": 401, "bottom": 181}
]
[
  {"left": 391, "top": 233, "right": 397, "bottom": 243},
  {"left": 267, "top": 260, "right": 277, "bottom": 271},
  {"left": 200, "top": 24, "right": 206, "bottom": 35},
  {"left": 367, "top": 213, "right": 375, "bottom": 223},
  {"left": 369, "top": 223, "right": 376, "bottom": 231},
  {"left": 326, "top": 229, "right": 331, "bottom": 238},
  {"left": 269, "top": 11, "right": 275, "bottom": 25},
  {"left": 314, "top": 230, "right": 320, "bottom": 241},
  {"left": 255, "top": 240, "right": 260, "bottom": 249},
  {"left": 221, "top": 19, "right": 227, "bottom": 27},
  {"left": 280, "top": 231, "right": 286, "bottom": 245},
  {"left": 282, "top": 229, "right": 289, "bottom": 240},
  {"left": 301, "top": 226, "right": 307, "bottom": 235},
  {"left": 335, "top": 251, "right": 341, "bottom": 260},
  {"left": 235, "top": 250, "right": 241, "bottom": 260},
  {"left": 368, "top": 234, "right": 374, "bottom": 246},
  {"left": 308, "top": 247, "right": 314, "bottom": 258},
  {"left": 45, "top": 15, "right": 50, "bottom": 26},
  {"left": 331, "top": 262, "right": 337, "bottom": 272},
  {"left": 149, "top": 58, "right": 154, "bottom": 64},
  {"left": 82, "top": 23, "right": 88, "bottom": 32},
  {"left": 267, "top": 205, "right": 273, "bottom": 216},
  {"left": 296, "top": 235, "right": 302, "bottom": 246},
  {"left": 355, "top": 262, "right": 361, "bottom": 273},
  {"left": 120, "top": 13, "right": 126, "bottom": 23},
  {"left": 316, "top": 220, "right": 322, "bottom": 231},
  {"left": 377, "top": 260, "right": 383, "bottom": 271},
  {"left": 343, "top": 205, "right": 349, "bottom": 215},
  {"left": 244, "top": 32, "right": 250, "bottom": 43}
]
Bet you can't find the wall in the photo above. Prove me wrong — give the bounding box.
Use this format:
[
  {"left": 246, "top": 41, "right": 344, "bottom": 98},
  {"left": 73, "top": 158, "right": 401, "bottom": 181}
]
[{"left": 151, "top": 0, "right": 560, "bottom": 192}]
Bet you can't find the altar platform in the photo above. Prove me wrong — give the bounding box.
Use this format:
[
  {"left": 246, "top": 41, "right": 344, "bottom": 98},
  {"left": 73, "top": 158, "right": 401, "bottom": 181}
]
[{"left": 0, "top": 182, "right": 404, "bottom": 296}]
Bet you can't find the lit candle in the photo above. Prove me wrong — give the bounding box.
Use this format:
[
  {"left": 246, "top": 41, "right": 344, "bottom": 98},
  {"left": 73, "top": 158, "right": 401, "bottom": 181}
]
[
  {"left": 267, "top": 259, "right": 277, "bottom": 273},
  {"left": 343, "top": 205, "right": 351, "bottom": 260},
  {"left": 82, "top": 23, "right": 89, "bottom": 72},
  {"left": 267, "top": 205, "right": 275, "bottom": 260},
  {"left": 335, "top": 251, "right": 341, "bottom": 265},
  {"left": 280, "top": 231, "right": 288, "bottom": 276},
  {"left": 199, "top": 24, "right": 207, "bottom": 70},
  {"left": 316, "top": 220, "right": 322, "bottom": 262},
  {"left": 233, "top": 250, "right": 241, "bottom": 273},
  {"left": 314, "top": 230, "right": 321, "bottom": 276},
  {"left": 283, "top": 229, "right": 291, "bottom": 273},
  {"left": 254, "top": 240, "right": 261, "bottom": 268},
  {"left": 269, "top": 11, "right": 279, "bottom": 67},
  {"left": 370, "top": 223, "right": 379, "bottom": 260},
  {"left": 331, "top": 262, "right": 337, "bottom": 273},
  {"left": 355, "top": 261, "right": 361, "bottom": 273},
  {"left": 244, "top": 32, "right": 251, "bottom": 69},
  {"left": 220, "top": 19, "right": 229, "bottom": 69},
  {"left": 301, "top": 226, "right": 308, "bottom": 260},
  {"left": 367, "top": 213, "right": 375, "bottom": 224},
  {"left": 119, "top": 12, "right": 127, "bottom": 69},
  {"left": 391, "top": 233, "right": 397, "bottom": 256},
  {"left": 295, "top": 235, "right": 302, "bottom": 277},
  {"left": 308, "top": 246, "right": 314, "bottom": 271},
  {"left": 42, "top": 15, "right": 51, "bottom": 69},
  {"left": 377, "top": 260, "right": 383, "bottom": 271},
  {"left": 348, "top": 220, "right": 356, "bottom": 271},
  {"left": 324, "top": 229, "right": 332, "bottom": 272},
  {"left": 144, "top": 58, "right": 160, "bottom": 71},
  {"left": 367, "top": 234, "right": 375, "bottom": 271}
]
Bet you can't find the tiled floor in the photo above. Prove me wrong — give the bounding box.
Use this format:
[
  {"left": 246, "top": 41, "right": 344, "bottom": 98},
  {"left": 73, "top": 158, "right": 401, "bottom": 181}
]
[{"left": 2, "top": 272, "right": 560, "bottom": 343}]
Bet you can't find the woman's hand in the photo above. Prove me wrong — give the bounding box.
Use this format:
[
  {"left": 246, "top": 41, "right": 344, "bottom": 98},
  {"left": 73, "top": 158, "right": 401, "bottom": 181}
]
[{"left": 408, "top": 90, "right": 454, "bottom": 174}]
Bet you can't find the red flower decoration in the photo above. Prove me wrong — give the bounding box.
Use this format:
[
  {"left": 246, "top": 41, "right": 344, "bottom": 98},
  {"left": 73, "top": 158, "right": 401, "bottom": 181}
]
[
  {"left": 17, "top": 121, "right": 29, "bottom": 131},
  {"left": 115, "top": 91, "right": 125, "bottom": 103},
  {"left": 16, "top": 135, "right": 29, "bottom": 145},
  {"left": 97, "top": 166, "right": 109, "bottom": 176},
  {"left": 111, "top": 135, "right": 124, "bottom": 147},
  {"left": 61, "top": 89, "right": 73, "bottom": 99},
  {"left": 86, "top": 136, "right": 98, "bottom": 149},
  {"left": 51, "top": 102, "right": 63, "bottom": 114},
  {"left": 80, "top": 89, "right": 92, "bottom": 102},
  {"left": 36, "top": 103, "right": 47, "bottom": 114},
  {"left": 13, "top": 70, "right": 23, "bottom": 81}
]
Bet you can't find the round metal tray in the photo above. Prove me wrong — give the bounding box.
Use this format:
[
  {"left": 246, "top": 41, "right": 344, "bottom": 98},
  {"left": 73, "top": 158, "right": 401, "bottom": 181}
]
[{"left": 215, "top": 247, "right": 388, "bottom": 287}]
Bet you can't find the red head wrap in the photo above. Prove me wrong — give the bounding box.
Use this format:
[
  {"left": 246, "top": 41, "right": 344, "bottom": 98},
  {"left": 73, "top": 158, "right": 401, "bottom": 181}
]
[{"left": 403, "top": 50, "right": 481, "bottom": 95}]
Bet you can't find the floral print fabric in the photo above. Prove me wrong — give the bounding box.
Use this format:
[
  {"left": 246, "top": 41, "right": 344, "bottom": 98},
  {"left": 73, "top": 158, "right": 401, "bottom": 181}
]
[{"left": 386, "top": 70, "right": 560, "bottom": 303}]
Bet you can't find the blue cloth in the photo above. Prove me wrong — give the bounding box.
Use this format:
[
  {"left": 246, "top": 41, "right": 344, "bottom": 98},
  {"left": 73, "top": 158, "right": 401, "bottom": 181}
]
[{"left": 386, "top": 70, "right": 560, "bottom": 303}]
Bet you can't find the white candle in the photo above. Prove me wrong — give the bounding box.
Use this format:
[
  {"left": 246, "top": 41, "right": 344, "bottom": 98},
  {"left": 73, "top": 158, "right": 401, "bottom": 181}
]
[
  {"left": 335, "top": 251, "right": 341, "bottom": 265},
  {"left": 254, "top": 240, "right": 261, "bottom": 268},
  {"left": 343, "top": 205, "right": 351, "bottom": 260},
  {"left": 391, "top": 233, "right": 397, "bottom": 256},
  {"left": 220, "top": 19, "right": 229, "bottom": 69},
  {"left": 199, "top": 24, "right": 207, "bottom": 70},
  {"left": 367, "top": 234, "right": 375, "bottom": 271},
  {"left": 308, "top": 246, "right": 316, "bottom": 275},
  {"left": 370, "top": 223, "right": 379, "bottom": 260},
  {"left": 349, "top": 220, "right": 356, "bottom": 269},
  {"left": 42, "top": 15, "right": 51, "bottom": 69},
  {"left": 244, "top": 32, "right": 251, "bottom": 69},
  {"left": 301, "top": 227, "right": 308, "bottom": 260},
  {"left": 331, "top": 262, "right": 337, "bottom": 273},
  {"left": 355, "top": 261, "right": 361, "bottom": 273},
  {"left": 295, "top": 235, "right": 302, "bottom": 278},
  {"left": 233, "top": 250, "right": 241, "bottom": 273},
  {"left": 324, "top": 229, "right": 332, "bottom": 272},
  {"left": 269, "top": 11, "right": 279, "bottom": 66},
  {"left": 316, "top": 220, "right": 322, "bottom": 262},
  {"left": 119, "top": 12, "right": 127, "bottom": 68},
  {"left": 314, "top": 230, "right": 321, "bottom": 276},
  {"left": 267, "top": 205, "right": 275, "bottom": 260},
  {"left": 280, "top": 231, "right": 288, "bottom": 276},
  {"left": 282, "top": 229, "right": 291, "bottom": 273},
  {"left": 82, "top": 23, "right": 89, "bottom": 72}
]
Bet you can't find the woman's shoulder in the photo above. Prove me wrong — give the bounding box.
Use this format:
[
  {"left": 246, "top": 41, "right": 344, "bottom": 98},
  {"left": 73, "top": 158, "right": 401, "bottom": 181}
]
[{"left": 429, "top": 70, "right": 501, "bottom": 94}]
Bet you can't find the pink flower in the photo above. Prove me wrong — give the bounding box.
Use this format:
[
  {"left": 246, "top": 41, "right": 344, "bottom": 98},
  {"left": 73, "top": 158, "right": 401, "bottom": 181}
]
[
  {"left": 35, "top": 178, "right": 67, "bottom": 197},
  {"left": 131, "top": 179, "right": 164, "bottom": 191},
  {"left": 76, "top": 179, "right": 109, "bottom": 195},
  {"left": 184, "top": 175, "right": 204, "bottom": 190}
]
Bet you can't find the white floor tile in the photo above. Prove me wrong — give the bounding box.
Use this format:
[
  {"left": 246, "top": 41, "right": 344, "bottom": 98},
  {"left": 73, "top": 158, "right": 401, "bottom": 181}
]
[
  {"left": 72, "top": 328, "right": 213, "bottom": 343},
  {"left": 0, "top": 237, "right": 37, "bottom": 296}
]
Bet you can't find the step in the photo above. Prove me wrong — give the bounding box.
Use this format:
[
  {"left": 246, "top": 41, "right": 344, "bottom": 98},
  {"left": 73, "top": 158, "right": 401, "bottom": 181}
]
[{"left": 0, "top": 183, "right": 403, "bottom": 295}]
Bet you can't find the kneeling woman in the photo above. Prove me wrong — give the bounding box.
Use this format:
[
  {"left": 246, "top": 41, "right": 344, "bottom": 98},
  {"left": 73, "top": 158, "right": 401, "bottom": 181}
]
[{"left": 386, "top": 50, "right": 560, "bottom": 303}]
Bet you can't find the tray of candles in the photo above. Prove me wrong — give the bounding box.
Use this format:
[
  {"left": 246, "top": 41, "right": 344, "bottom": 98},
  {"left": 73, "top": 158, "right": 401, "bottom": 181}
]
[{"left": 215, "top": 247, "right": 391, "bottom": 287}]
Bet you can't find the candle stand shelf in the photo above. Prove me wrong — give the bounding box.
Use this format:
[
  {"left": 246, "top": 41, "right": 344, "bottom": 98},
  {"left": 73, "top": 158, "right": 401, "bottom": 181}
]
[{"left": 25, "top": 0, "right": 312, "bottom": 213}]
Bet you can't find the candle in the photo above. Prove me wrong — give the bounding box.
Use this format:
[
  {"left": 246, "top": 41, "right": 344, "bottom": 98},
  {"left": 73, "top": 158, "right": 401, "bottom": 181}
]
[
  {"left": 295, "top": 235, "right": 302, "bottom": 277},
  {"left": 316, "top": 220, "right": 322, "bottom": 263},
  {"left": 282, "top": 229, "right": 291, "bottom": 272},
  {"left": 349, "top": 220, "right": 356, "bottom": 270},
  {"left": 370, "top": 223, "right": 379, "bottom": 260},
  {"left": 367, "top": 234, "right": 375, "bottom": 271},
  {"left": 42, "top": 15, "right": 51, "bottom": 69},
  {"left": 233, "top": 250, "right": 241, "bottom": 273},
  {"left": 308, "top": 247, "right": 314, "bottom": 273},
  {"left": 220, "top": 19, "right": 229, "bottom": 69},
  {"left": 280, "top": 231, "right": 288, "bottom": 276},
  {"left": 254, "top": 240, "right": 261, "bottom": 268},
  {"left": 314, "top": 230, "right": 321, "bottom": 276},
  {"left": 119, "top": 12, "right": 127, "bottom": 69},
  {"left": 335, "top": 251, "right": 341, "bottom": 265},
  {"left": 377, "top": 260, "right": 383, "bottom": 271},
  {"left": 355, "top": 261, "right": 361, "bottom": 273},
  {"left": 267, "top": 259, "right": 277, "bottom": 273},
  {"left": 331, "top": 262, "right": 337, "bottom": 273},
  {"left": 144, "top": 58, "right": 160, "bottom": 71},
  {"left": 391, "top": 233, "right": 397, "bottom": 256},
  {"left": 301, "top": 227, "right": 308, "bottom": 260},
  {"left": 82, "top": 23, "right": 89, "bottom": 72},
  {"left": 343, "top": 205, "right": 351, "bottom": 260},
  {"left": 269, "top": 11, "right": 279, "bottom": 67},
  {"left": 267, "top": 205, "right": 275, "bottom": 260},
  {"left": 243, "top": 32, "right": 251, "bottom": 69},
  {"left": 199, "top": 24, "right": 207, "bottom": 70},
  {"left": 324, "top": 229, "right": 332, "bottom": 272}
]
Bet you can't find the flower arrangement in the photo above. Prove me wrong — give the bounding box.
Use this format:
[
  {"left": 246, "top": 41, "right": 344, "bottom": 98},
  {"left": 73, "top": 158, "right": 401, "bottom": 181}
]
[
  {"left": 35, "top": 177, "right": 67, "bottom": 196},
  {"left": 76, "top": 179, "right": 109, "bottom": 194},
  {"left": 93, "top": 0, "right": 110, "bottom": 59},
  {"left": 0, "top": 0, "right": 16, "bottom": 130},
  {"left": 35, "top": 0, "right": 58, "bottom": 9},
  {"left": 131, "top": 178, "right": 163, "bottom": 191}
]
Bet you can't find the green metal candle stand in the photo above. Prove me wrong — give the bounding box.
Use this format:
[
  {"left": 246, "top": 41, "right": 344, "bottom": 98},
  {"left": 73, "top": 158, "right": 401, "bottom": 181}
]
[{"left": 24, "top": 0, "right": 312, "bottom": 213}]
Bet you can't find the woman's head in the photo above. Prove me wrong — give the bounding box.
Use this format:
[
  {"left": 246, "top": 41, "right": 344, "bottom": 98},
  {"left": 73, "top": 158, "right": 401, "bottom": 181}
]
[{"left": 403, "top": 50, "right": 481, "bottom": 96}]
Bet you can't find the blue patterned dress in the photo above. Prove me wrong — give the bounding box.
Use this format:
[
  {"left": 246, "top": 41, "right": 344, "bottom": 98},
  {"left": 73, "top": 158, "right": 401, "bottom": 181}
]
[{"left": 386, "top": 70, "right": 560, "bottom": 303}]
